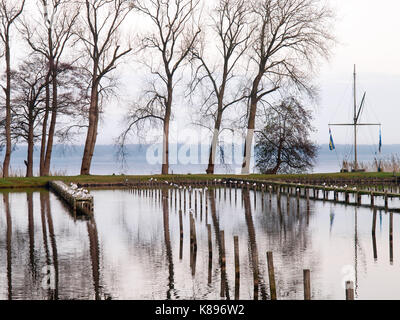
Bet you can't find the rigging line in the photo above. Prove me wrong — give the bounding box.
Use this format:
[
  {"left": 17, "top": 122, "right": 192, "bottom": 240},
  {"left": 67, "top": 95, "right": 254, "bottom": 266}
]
[{"left": 330, "top": 126, "right": 342, "bottom": 169}]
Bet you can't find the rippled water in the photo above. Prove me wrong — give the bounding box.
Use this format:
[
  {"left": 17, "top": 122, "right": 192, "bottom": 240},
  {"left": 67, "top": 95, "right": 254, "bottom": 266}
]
[{"left": 0, "top": 187, "right": 399, "bottom": 300}]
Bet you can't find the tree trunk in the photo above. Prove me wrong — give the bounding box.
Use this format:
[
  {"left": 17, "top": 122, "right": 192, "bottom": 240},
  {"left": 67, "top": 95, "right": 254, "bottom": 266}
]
[
  {"left": 161, "top": 119, "right": 170, "bottom": 175},
  {"left": 81, "top": 81, "right": 99, "bottom": 175},
  {"left": 40, "top": 76, "right": 51, "bottom": 176},
  {"left": 26, "top": 115, "right": 34, "bottom": 178},
  {"left": 3, "top": 40, "right": 11, "bottom": 178},
  {"left": 242, "top": 73, "right": 262, "bottom": 175},
  {"left": 206, "top": 108, "right": 223, "bottom": 175},
  {"left": 43, "top": 65, "right": 58, "bottom": 176},
  {"left": 161, "top": 82, "right": 173, "bottom": 175},
  {"left": 241, "top": 99, "right": 257, "bottom": 174}
]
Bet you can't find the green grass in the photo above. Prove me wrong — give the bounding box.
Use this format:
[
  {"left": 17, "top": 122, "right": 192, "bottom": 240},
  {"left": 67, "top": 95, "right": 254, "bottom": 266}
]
[{"left": 0, "top": 171, "right": 398, "bottom": 189}]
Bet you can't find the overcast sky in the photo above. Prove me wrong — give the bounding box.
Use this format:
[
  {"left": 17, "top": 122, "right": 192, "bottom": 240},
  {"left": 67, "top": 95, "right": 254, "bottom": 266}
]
[{"left": 97, "top": 0, "right": 400, "bottom": 147}]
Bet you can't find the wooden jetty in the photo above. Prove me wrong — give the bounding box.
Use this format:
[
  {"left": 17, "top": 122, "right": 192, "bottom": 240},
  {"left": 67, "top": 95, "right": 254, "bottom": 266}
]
[
  {"left": 49, "top": 181, "right": 94, "bottom": 215},
  {"left": 224, "top": 178, "right": 400, "bottom": 212}
]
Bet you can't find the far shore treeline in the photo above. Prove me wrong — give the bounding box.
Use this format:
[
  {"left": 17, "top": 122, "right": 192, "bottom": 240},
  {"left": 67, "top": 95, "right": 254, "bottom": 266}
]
[{"left": 0, "top": 0, "right": 335, "bottom": 178}]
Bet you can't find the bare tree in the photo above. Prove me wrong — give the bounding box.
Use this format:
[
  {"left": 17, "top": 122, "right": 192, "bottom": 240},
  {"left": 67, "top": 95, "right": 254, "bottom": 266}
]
[
  {"left": 0, "top": 0, "right": 25, "bottom": 178},
  {"left": 78, "top": 0, "right": 133, "bottom": 175},
  {"left": 119, "top": 0, "right": 201, "bottom": 175},
  {"left": 255, "top": 97, "right": 317, "bottom": 174},
  {"left": 10, "top": 57, "right": 86, "bottom": 177},
  {"left": 190, "top": 0, "right": 251, "bottom": 174},
  {"left": 241, "top": 0, "right": 334, "bottom": 174},
  {"left": 10, "top": 57, "right": 48, "bottom": 177},
  {"left": 21, "top": 0, "right": 80, "bottom": 176}
]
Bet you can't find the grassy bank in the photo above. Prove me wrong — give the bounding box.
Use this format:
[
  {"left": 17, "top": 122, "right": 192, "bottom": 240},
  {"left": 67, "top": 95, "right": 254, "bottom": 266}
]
[{"left": 0, "top": 171, "right": 399, "bottom": 189}]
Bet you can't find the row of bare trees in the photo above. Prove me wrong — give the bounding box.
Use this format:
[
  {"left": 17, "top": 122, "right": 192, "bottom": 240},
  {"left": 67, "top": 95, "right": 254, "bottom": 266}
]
[
  {"left": 0, "top": 0, "right": 133, "bottom": 177},
  {"left": 0, "top": 0, "right": 334, "bottom": 177},
  {"left": 120, "top": 0, "right": 334, "bottom": 175}
]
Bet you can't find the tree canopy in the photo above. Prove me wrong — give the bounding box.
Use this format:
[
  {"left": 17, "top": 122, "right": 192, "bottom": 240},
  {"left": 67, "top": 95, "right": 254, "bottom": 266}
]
[{"left": 255, "top": 98, "right": 318, "bottom": 174}]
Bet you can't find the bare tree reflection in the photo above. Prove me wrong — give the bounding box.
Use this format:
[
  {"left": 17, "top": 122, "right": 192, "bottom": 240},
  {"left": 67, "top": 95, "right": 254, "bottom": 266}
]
[
  {"left": 44, "top": 192, "right": 59, "bottom": 299},
  {"left": 87, "top": 216, "right": 101, "bottom": 300},
  {"left": 4, "top": 193, "right": 12, "bottom": 300},
  {"left": 27, "top": 192, "right": 37, "bottom": 277},
  {"left": 162, "top": 189, "right": 176, "bottom": 299},
  {"left": 209, "top": 190, "right": 230, "bottom": 299},
  {"left": 242, "top": 189, "right": 267, "bottom": 300}
]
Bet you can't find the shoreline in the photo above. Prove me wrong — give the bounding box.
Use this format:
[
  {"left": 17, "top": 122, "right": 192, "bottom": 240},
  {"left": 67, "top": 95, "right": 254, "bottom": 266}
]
[{"left": 0, "top": 172, "right": 399, "bottom": 189}]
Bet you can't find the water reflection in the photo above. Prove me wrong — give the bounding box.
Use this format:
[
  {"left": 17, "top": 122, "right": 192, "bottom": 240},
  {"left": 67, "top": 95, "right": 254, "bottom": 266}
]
[
  {"left": 4, "top": 193, "right": 12, "bottom": 300},
  {"left": 162, "top": 189, "right": 175, "bottom": 299},
  {"left": 0, "top": 187, "right": 400, "bottom": 299},
  {"left": 242, "top": 190, "right": 267, "bottom": 300}
]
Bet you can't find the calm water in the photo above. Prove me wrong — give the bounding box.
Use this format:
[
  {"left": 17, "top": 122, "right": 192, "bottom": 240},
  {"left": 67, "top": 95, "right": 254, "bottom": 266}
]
[{"left": 0, "top": 187, "right": 399, "bottom": 300}]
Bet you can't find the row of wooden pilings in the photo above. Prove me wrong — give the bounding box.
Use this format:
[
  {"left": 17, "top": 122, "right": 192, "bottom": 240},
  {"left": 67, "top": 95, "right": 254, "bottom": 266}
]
[
  {"left": 150, "top": 182, "right": 397, "bottom": 270},
  {"left": 182, "top": 211, "right": 356, "bottom": 300},
  {"left": 112, "top": 177, "right": 400, "bottom": 211},
  {"left": 224, "top": 178, "right": 400, "bottom": 211},
  {"left": 127, "top": 179, "right": 358, "bottom": 300}
]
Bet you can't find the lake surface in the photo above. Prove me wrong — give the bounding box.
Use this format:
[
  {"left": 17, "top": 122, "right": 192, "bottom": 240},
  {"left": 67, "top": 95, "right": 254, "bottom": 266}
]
[
  {"left": 0, "top": 187, "right": 399, "bottom": 300},
  {"left": 3, "top": 144, "right": 397, "bottom": 175}
]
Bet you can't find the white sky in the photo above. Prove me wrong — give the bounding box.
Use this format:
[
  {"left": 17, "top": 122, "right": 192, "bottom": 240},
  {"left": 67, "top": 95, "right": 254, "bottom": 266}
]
[
  {"left": 86, "top": 0, "right": 400, "bottom": 146},
  {"left": 314, "top": 0, "right": 400, "bottom": 145}
]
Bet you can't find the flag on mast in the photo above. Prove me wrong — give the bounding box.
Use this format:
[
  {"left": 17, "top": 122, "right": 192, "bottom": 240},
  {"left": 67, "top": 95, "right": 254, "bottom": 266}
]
[
  {"left": 329, "top": 128, "right": 335, "bottom": 151},
  {"left": 379, "top": 127, "right": 382, "bottom": 153}
]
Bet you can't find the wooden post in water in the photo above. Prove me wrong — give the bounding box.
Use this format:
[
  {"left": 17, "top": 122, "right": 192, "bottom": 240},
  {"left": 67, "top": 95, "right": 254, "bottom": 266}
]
[
  {"left": 345, "top": 281, "right": 355, "bottom": 300},
  {"left": 205, "top": 192, "right": 209, "bottom": 224},
  {"left": 254, "top": 186, "right": 256, "bottom": 209},
  {"left": 267, "top": 251, "right": 277, "bottom": 300},
  {"left": 372, "top": 209, "right": 377, "bottom": 236},
  {"left": 190, "top": 214, "right": 197, "bottom": 276},
  {"left": 235, "top": 184, "right": 237, "bottom": 203},
  {"left": 261, "top": 186, "right": 264, "bottom": 208},
  {"left": 224, "top": 183, "right": 227, "bottom": 200},
  {"left": 234, "top": 236, "right": 240, "bottom": 300},
  {"left": 303, "top": 269, "right": 311, "bottom": 300},
  {"left": 179, "top": 210, "right": 183, "bottom": 260},
  {"left": 179, "top": 189, "right": 182, "bottom": 211},
  {"left": 200, "top": 191, "right": 203, "bottom": 221},
  {"left": 286, "top": 194, "right": 290, "bottom": 214},
  {"left": 269, "top": 187, "right": 272, "bottom": 203},
  {"left": 184, "top": 189, "right": 187, "bottom": 212},
  {"left": 195, "top": 190, "right": 198, "bottom": 217},
  {"left": 207, "top": 224, "right": 212, "bottom": 284},
  {"left": 356, "top": 193, "right": 361, "bottom": 206},
  {"left": 174, "top": 189, "right": 177, "bottom": 209},
  {"left": 220, "top": 230, "right": 226, "bottom": 298},
  {"left": 385, "top": 192, "right": 389, "bottom": 211},
  {"left": 372, "top": 209, "right": 378, "bottom": 260},
  {"left": 390, "top": 212, "right": 393, "bottom": 264}
]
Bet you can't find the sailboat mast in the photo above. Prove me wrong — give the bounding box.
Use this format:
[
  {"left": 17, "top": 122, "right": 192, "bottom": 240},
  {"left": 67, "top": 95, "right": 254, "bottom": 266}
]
[{"left": 354, "top": 64, "right": 358, "bottom": 170}]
